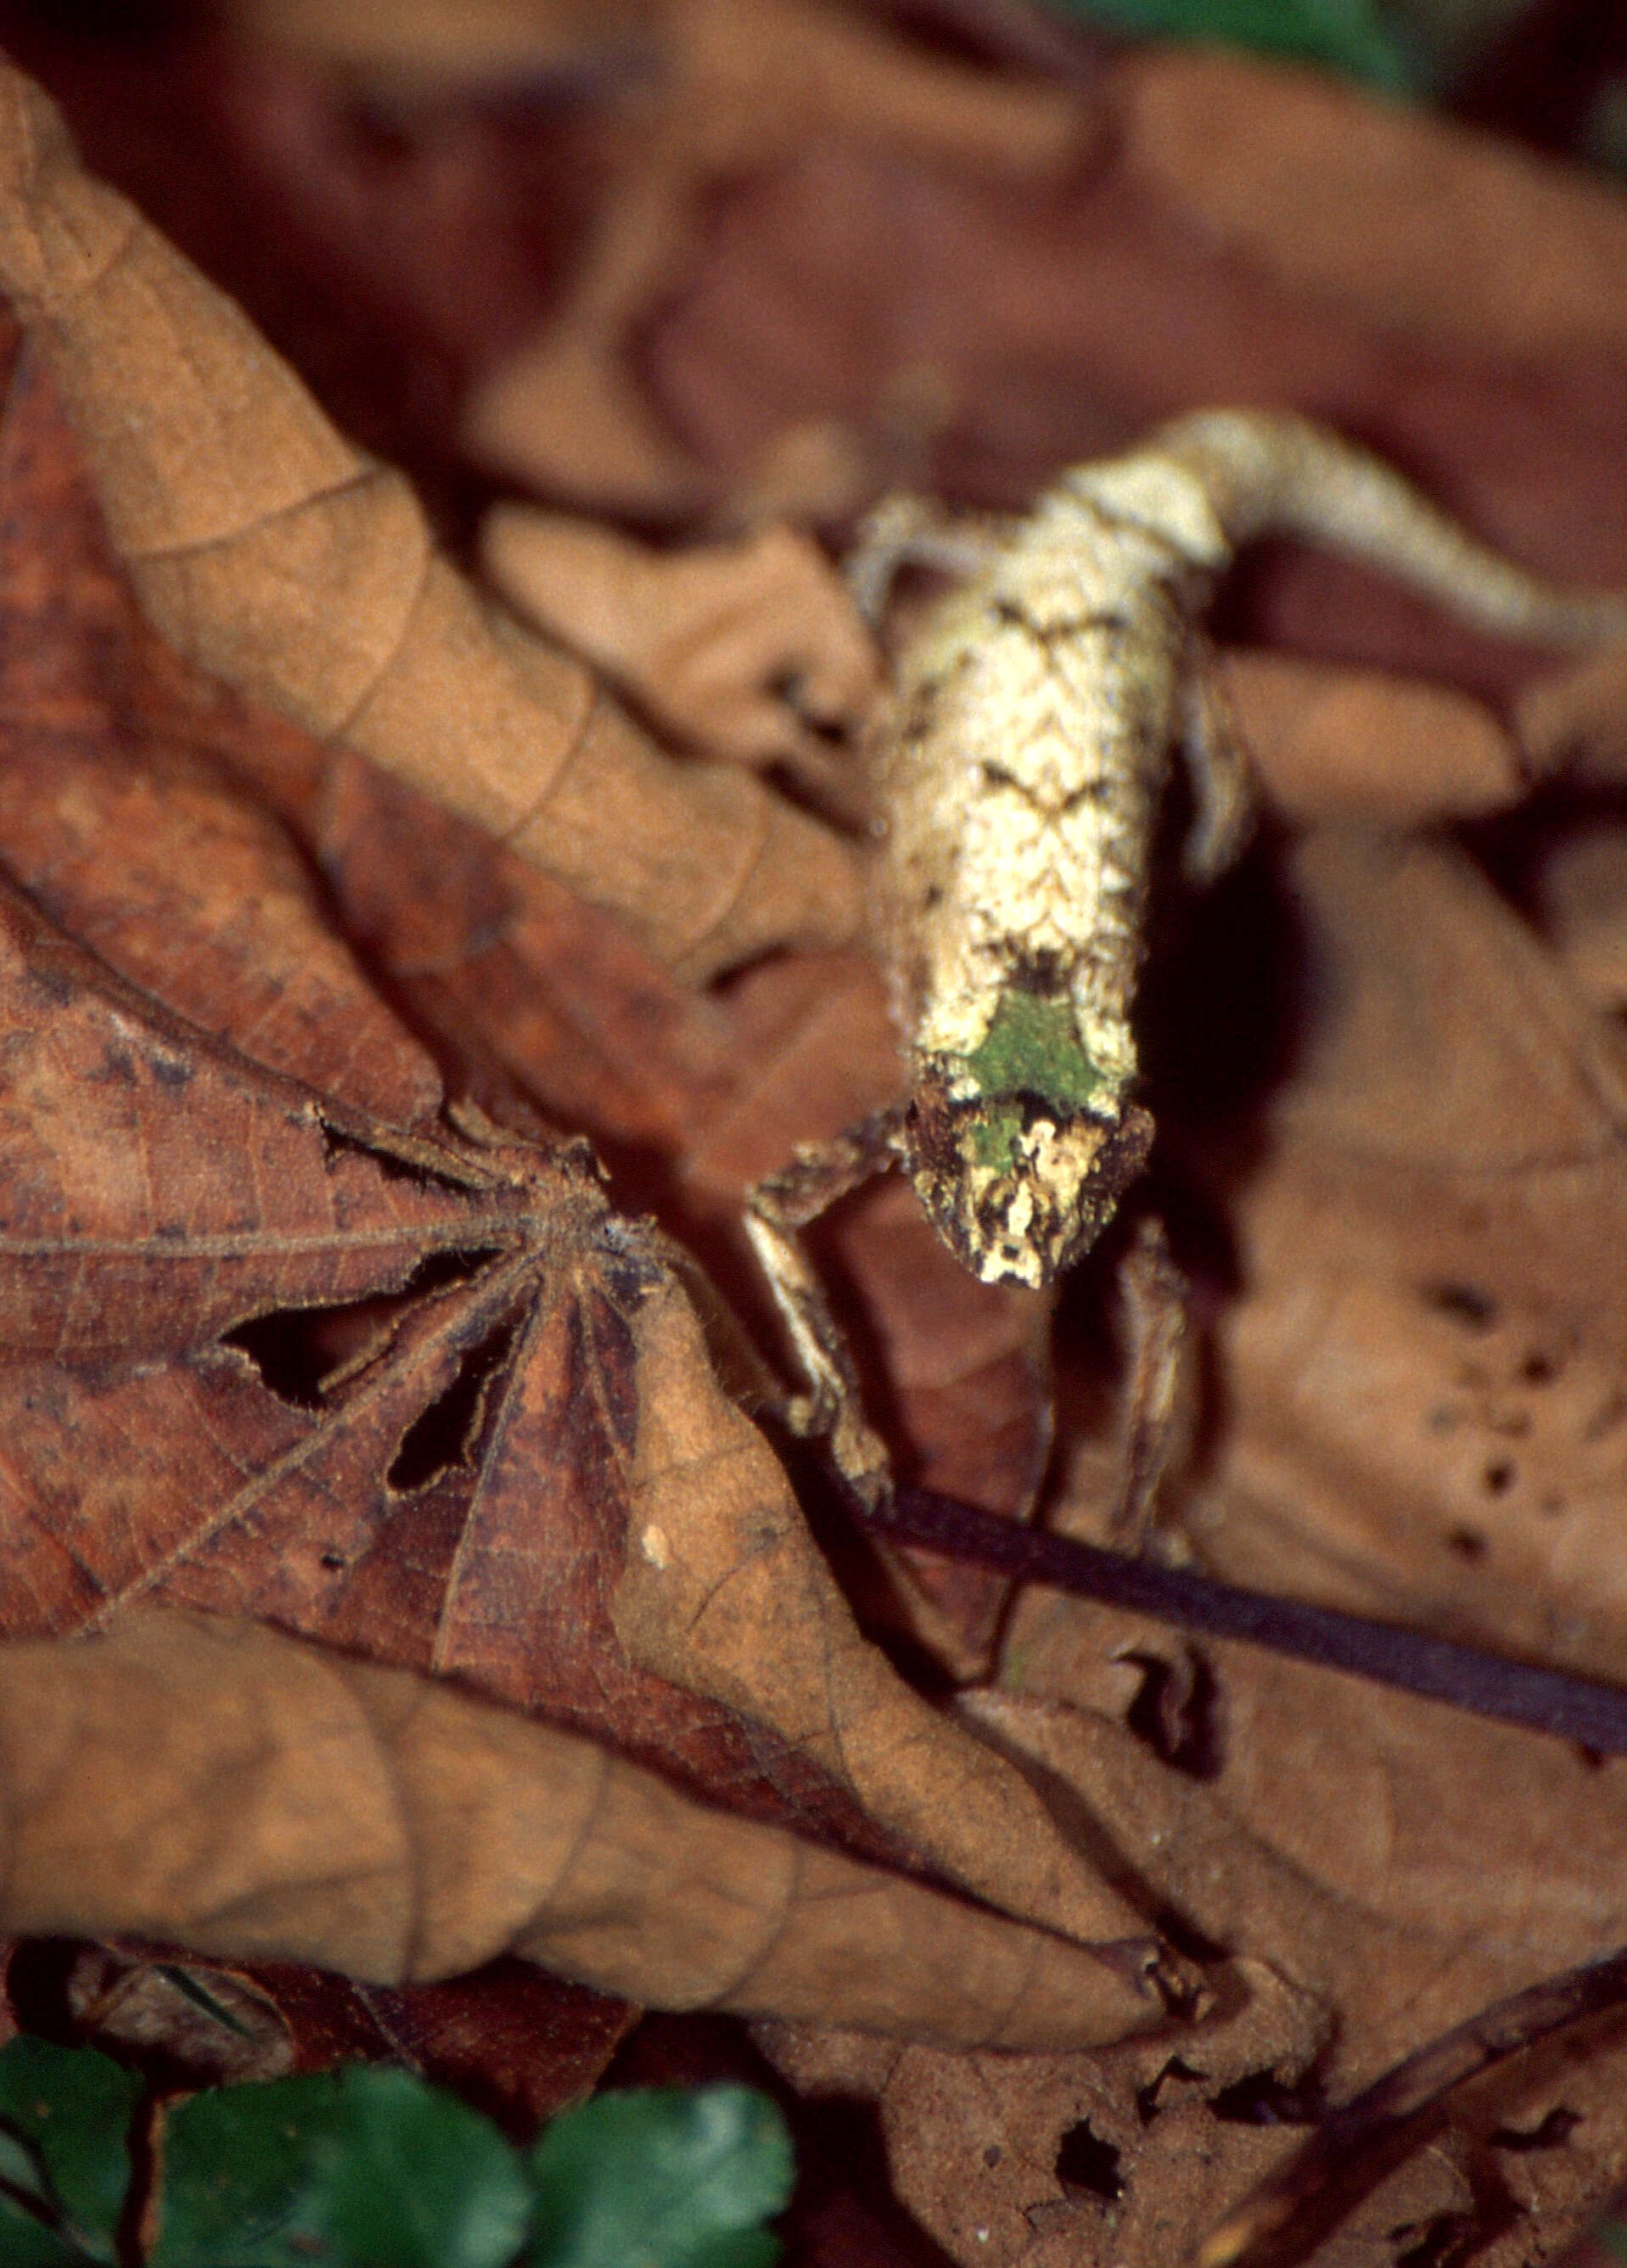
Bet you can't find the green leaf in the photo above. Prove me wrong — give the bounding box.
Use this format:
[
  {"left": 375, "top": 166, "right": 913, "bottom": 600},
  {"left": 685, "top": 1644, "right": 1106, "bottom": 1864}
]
[
  {"left": 0, "top": 2192, "right": 106, "bottom": 2268},
  {"left": 1036, "top": 0, "right": 1423, "bottom": 90},
  {"left": 527, "top": 2086, "right": 794, "bottom": 2268},
  {"left": 0, "top": 2036, "right": 143, "bottom": 2264},
  {"left": 150, "top": 2064, "right": 532, "bottom": 2268}
]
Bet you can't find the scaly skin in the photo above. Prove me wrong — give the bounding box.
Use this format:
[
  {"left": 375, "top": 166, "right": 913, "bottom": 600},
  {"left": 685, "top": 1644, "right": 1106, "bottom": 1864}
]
[{"left": 872, "top": 480, "right": 1194, "bottom": 1285}]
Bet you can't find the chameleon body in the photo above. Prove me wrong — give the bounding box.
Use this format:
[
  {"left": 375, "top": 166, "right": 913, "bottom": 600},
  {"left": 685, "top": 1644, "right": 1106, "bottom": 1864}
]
[
  {"left": 748, "top": 409, "right": 1627, "bottom": 1507},
  {"left": 870, "top": 462, "right": 1195, "bottom": 1289}
]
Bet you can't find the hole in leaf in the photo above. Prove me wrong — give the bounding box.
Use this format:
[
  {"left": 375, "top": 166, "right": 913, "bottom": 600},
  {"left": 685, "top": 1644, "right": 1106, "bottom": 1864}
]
[
  {"left": 1136, "top": 2057, "right": 1205, "bottom": 2125},
  {"left": 1446, "top": 1525, "right": 1488, "bottom": 1563},
  {"left": 1490, "top": 2106, "right": 1581, "bottom": 2152},
  {"left": 1122, "top": 1648, "right": 1222, "bottom": 1781},
  {"left": 4, "top": 1939, "right": 83, "bottom": 2046},
  {"left": 1422, "top": 1283, "right": 1499, "bottom": 1330},
  {"left": 1391, "top": 2213, "right": 1479, "bottom": 2268},
  {"left": 225, "top": 1310, "right": 351, "bottom": 1409},
  {"left": 388, "top": 1317, "right": 520, "bottom": 1493},
  {"left": 1053, "top": 2120, "right": 1122, "bottom": 2203},
  {"left": 224, "top": 1249, "right": 501, "bottom": 1407},
  {"left": 1209, "top": 2070, "right": 1323, "bottom": 2126}
]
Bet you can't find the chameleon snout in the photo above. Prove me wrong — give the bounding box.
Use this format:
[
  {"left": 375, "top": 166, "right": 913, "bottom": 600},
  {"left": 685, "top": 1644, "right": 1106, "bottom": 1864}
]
[{"left": 905, "top": 1087, "right": 1155, "bottom": 1289}]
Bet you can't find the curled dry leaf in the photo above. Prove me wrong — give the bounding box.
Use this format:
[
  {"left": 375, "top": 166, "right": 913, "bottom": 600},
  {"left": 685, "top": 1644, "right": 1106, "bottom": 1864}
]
[
  {"left": 60, "top": 1945, "right": 300, "bottom": 2086},
  {"left": 0, "top": 1606, "right": 1161, "bottom": 2052},
  {"left": 480, "top": 507, "right": 881, "bottom": 801},
  {"left": 0, "top": 53, "right": 861, "bottom": 983}
]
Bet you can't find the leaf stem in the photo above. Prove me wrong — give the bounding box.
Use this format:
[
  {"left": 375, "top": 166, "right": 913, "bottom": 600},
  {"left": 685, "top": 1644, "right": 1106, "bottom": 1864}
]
[{"left": 874, "top": 1485, "right": 1627, "bottom": 1754}]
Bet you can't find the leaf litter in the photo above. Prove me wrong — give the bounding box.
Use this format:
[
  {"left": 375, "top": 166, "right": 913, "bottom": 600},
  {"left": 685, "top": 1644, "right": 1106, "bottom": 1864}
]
[{"left": 0, "top": 11, "right": 1625, "bottom": 2265}]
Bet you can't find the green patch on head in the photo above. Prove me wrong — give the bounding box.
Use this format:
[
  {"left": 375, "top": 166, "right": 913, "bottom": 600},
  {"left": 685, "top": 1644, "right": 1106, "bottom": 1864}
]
[
  {"left": 963, "top": 990, "right": 1102, "bottom": 1114},
  {"left": 965, "top": 1096, "right": 1031, "bottom": 1170}
]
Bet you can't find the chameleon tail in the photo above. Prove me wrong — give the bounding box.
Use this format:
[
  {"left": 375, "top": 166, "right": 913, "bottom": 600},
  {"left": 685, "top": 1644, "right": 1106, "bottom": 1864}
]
[{"left": 1151, "top": 407, "right": 1627, "bottom": 651}]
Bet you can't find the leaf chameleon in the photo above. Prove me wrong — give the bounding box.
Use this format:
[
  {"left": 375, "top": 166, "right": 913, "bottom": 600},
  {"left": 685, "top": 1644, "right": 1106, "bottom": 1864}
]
[{"left": 746, "top": 409, "right": 1627, "bottom": 1519}]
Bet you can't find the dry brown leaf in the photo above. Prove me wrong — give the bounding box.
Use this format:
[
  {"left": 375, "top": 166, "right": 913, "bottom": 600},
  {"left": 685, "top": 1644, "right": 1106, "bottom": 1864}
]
[
  {"left": 1121, "top": 47, "right": 1627, "bottom": 370},
  {"left": 0, "top": 278, "right": 1183, "bottom": 2054},
  {"left": 0, "top": 52, "right": 861, "bottom": 982},
  {"left": 1219, "top": 648, "right": 1531, "bottom": 825},
  {"left": 0, "top": 1606, "right": 1163, "bottom": 2050},
  {"left": 1533, "top": 822, "right": 1627, "bottom": 1016},
  {"left": 451, "top": 0, "right": 1089, "bottom": 511},
  {"left": 480, "top": 507, "right": 880, "bottom": 796},
  {"left": 0, "top": 789, "right": 1171, "bottom": 2030},
  {"left": 1189, "top": 830, "right": 1627, "bottom": 1682}
]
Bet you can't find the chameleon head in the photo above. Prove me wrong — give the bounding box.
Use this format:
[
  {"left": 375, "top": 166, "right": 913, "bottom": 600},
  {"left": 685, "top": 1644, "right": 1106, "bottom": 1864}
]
[{"left": 903, "top": 1081, "right": 1155, "bottom": 1289}]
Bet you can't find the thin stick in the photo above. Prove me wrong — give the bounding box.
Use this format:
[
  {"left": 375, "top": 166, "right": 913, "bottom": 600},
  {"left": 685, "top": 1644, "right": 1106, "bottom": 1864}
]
[
  {"left": 872, "top": 1484, "right": 1627, "bottom": 1754},
  {"left": 1196, "top": 1946, "right": 1627, "bottom": 2268}
]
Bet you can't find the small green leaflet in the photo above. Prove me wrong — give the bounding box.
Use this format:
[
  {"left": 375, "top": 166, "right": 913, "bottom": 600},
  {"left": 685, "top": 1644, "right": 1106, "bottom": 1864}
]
[
  {"left": 149, "top": 2067, "right": 532, "bottom": 2268},
  {"left": 0, "top": 2039, "right": 793, "bottom": 2267},
  {"left": 0, "top": 2036, "right": 143, "bottom": 2266},
  {"left": 528, "top": 2087, "right": 795, "bottom": 2268}
]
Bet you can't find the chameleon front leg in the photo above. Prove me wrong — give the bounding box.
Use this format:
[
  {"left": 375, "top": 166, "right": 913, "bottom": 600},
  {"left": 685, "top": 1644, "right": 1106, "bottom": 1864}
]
[
  {"left": 744, "top": 1104, "right": 912, "bottom": 1513},
  {"left": 845, "top": 495, "right": 1013, "bottom": 626},
  {"left": 1108, "top": 1216, "right": 1197, "bottom": 1552}
]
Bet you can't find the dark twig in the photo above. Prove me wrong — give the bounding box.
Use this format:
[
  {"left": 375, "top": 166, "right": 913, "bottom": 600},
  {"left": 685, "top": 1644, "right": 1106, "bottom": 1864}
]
[
  {"left": 872, "top": 1484, "right": 1627, "bottom": 1754},
  {"left": 1196, "top": 1946, "right": 1627, "bottom": 2268}
]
